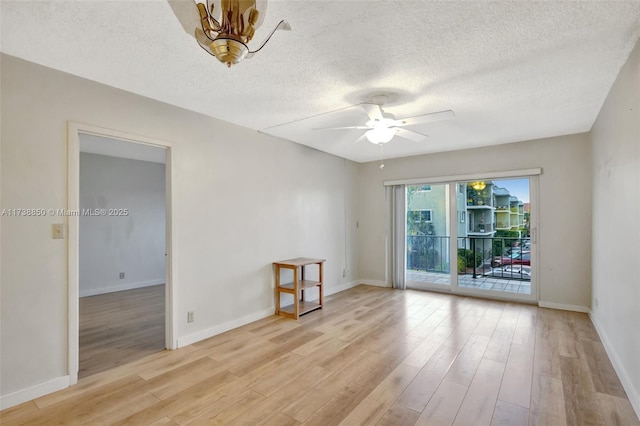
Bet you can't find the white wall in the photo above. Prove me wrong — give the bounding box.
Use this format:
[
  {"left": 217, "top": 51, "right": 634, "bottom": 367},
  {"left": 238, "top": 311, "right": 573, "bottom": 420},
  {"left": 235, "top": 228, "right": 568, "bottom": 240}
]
[
  {"left": 0, "top": 54, "right": 359, "bottom": 403},
  {"left": 79, "top": 152, "right": 166, "bottom": 297},
  {"left": 590, "top": 39, "right": 640, "bottom": 415},
  {"left": 357, "top": 133, "right": 592, "bottom": 309},
  {"left": 2, "top": 47, "right": 629, "bottom": 410}
]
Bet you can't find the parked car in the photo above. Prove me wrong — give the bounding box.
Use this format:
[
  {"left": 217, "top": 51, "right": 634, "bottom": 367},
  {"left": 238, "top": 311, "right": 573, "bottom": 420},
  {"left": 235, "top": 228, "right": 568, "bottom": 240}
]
[
  {"left": 492, "top": 251, "right": 531, "bottom": 266},
  {"left": 489, "top": 265, "right": 531, "bottom": 279},
  {"left": 492, "top": 255, "right": 508, "bottom": 267},
  {"left": 508, "top": 251, "right": 530, "bottom": 265}
]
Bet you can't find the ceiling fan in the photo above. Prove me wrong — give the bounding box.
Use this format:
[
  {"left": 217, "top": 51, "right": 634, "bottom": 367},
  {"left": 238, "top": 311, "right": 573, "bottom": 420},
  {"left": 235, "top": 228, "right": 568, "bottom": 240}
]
[{"left": 314, "top": 95, "right": 455, "bottom": 145}]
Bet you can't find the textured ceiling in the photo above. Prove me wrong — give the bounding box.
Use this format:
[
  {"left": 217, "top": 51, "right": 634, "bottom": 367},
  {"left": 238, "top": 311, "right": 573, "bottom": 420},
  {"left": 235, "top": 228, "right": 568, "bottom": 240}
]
[{"left": 2, "top": 1, "right": 640, "bottom": 162}]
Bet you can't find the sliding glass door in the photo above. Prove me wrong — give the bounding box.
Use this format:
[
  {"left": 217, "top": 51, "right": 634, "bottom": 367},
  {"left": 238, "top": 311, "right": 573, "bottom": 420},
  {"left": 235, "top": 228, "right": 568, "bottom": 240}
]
[
  {"left": 400, "top": 176, "right": 536, "bottom": 302},
  {"left": 405, "top": 184, "right": 451, "bottom": 290},
  {"left": 457, "top": 178, "right": 533, "bottom": 296}
]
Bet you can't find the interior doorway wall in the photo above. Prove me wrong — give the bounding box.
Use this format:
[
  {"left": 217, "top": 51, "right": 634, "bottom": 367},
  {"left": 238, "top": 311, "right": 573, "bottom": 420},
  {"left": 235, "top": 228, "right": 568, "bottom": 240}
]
[{"left": 67, "top": 122, "right": 176, "bottom": 385}]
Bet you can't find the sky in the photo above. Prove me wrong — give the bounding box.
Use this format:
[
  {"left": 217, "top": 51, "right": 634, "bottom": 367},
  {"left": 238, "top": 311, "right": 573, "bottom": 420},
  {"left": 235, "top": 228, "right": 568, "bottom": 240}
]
[{"left": 492, "top": 178, "right": 530, "bottom": 203}]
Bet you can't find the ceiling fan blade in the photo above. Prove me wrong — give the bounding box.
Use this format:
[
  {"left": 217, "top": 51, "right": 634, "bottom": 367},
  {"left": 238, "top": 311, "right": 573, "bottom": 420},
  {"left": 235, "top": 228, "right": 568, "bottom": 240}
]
[
  {"left": 354, "top": 133, "right": 369, "bottom": 144},
  {"left": 360, "top": 103, "right": 384, "bottom": 122},
  {"left": 167, "top": 0, "right": 201, "bottom": 38},
  {"left": 398, "top": 110, "right": 455, "bottom": 127},
  {"left": 312, "top": 125, "right": 370, "bottom": 131},
  {"left": 396, "top": 128, "right": 428, "bottom": 142},
  {"left": 195, "top": 28, "right": 215, "bottom": 56},
  {"left": 247, "top": 20, "right": 291, "bottom": 55}
]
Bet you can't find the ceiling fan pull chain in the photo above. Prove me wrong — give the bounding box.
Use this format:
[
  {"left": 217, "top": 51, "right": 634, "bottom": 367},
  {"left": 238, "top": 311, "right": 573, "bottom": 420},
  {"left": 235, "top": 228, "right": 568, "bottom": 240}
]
[{"left": 379, "top": 143, "right": 385, "bottom": 169}]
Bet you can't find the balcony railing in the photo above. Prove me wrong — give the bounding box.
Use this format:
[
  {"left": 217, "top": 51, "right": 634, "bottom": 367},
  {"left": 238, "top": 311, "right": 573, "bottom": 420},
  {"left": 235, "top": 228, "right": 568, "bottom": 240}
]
[
  {"left": 407, "top": 235, "right": 450, "bottom": 273},
  {"left": 468, "top": 223, "right": 496, "bottom": 233},
  {"left": 458, "top": 236, "right": 531, "bottom": 281},
  {"left": 467, "top": 197, "right": 493, "bottom": 207},
  {"left": 407, "top": 236, "right": 531, "bottom": 281}
]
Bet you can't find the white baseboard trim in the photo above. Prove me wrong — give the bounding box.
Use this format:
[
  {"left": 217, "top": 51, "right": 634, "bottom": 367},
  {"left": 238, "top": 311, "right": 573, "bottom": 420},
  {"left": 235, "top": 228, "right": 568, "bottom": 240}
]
[
  {"left": 358, "top": 279, "right": 390, "bottom": 288},
  {"left": 590, "top": 313, "right": 640, "bottom": 419},
  {"left": 177, "top": 307, "right": 274, "bottom": 348},
  {"left": 177, "top": 281, "right": 363, "bottom": 348},
  {"left": 79, "top": 279, "right": 164, "bottom": 297},
  {"left": 0, "top": 375, "right": 70, "bottom": 410},
  {"left": 538, "top": 300, "right": 590, "bottom": 313},
  {"left": 325, "top": 280, "right": 359, "bottom": 296}
]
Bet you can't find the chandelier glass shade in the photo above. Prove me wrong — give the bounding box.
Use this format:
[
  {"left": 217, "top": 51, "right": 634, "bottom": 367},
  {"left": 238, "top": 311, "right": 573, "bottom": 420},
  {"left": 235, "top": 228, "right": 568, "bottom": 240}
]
[
  {"left": 168, "top": 0, "right": 290, "bottom": 67},
  {"left": 470, "top": 181, "right": 487, "bottom": 191}
]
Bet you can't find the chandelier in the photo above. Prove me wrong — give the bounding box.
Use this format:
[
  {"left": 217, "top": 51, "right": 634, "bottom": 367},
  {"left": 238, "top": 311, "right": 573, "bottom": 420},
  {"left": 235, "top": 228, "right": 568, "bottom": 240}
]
[
  {"left": 470, "top": 181, "right": 486, "bottom": 191},
  {"left": 168, "top": 0, "right": 291, "bottom": 67}
]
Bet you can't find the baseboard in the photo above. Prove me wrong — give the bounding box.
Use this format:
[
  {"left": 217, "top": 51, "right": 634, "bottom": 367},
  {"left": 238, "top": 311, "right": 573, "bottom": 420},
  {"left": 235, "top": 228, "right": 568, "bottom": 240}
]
[
  {"left": 538, "top": 300, "right": 590, "bottom": 313},
  {"left": 177, "top": 280, "right": 363, "bottom": 347},
  {"left": 79, "top": 279, "right": 164, "bottom": 297},
  {"left": 0, "top": 375, "right": 70, "bottom": 410},
  {"left": 177, "top": 307, "right": 274, "bottom": 347},
  {"left": 590, "top": 312, "right": 640, "bottom": 419},
  {"left": 325, "top": 280, "right": 359, "bottom": 296},
  {"left": 358, "top": 279, "right": 390, "bottom": 288}
]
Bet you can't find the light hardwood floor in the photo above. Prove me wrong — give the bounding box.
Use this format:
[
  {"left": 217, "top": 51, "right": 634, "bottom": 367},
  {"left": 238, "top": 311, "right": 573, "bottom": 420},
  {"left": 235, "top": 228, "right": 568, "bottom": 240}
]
[
  {"left": 79, "top": 284, "right": 165, "bottom": 379},
  {"left": 2, "top": 285, "right": 638, "bottom": 425}
]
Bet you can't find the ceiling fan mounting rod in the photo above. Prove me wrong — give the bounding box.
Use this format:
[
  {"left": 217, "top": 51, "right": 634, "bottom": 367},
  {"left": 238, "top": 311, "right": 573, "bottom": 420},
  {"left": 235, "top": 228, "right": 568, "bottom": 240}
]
[{"left": 370, "top": 94, "right": 389, "bottom": 106}]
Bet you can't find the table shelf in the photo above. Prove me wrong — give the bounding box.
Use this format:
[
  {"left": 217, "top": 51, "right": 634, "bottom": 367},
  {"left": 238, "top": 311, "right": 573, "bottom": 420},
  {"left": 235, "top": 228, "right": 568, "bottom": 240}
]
[
  {"left": 279, "top": 301, "right": 322, "bottom": 318},
  {"left": 278, "top": 280, "right": 322, "bottom": 292},
  {"left": 273, "top": 257, "right": 325, "bottom": 320}
]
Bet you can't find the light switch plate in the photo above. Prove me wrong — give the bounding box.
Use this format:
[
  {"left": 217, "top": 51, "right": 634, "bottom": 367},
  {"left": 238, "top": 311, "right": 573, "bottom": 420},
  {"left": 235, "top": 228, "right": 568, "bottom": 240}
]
[{"left": 52, "top": 224, "right": 65, "bottom": 239}]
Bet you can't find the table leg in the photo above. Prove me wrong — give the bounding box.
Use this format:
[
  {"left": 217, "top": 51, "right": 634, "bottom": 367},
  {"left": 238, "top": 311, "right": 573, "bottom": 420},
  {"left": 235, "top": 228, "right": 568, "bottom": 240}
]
[
  {"left": 300, "top": 265, "right": 305, "bottom": 302},
  {"left": 275, "top": 265, "right": 280, "bottom": 315},
  {"left": 319, "top": 261, "right": 323, "bottom": 308},
  {"left": 293, "top": 267, "right": 299, "bottom": 320}
]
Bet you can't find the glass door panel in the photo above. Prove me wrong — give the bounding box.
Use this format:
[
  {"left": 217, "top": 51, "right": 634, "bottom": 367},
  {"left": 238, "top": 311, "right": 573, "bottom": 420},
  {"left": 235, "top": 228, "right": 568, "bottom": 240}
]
[
  {"left": 457, "top": 178, "right": 532, "bottom": 296},
  {"left": 406, "top": 184, "right": 451, "bottom": 289}
]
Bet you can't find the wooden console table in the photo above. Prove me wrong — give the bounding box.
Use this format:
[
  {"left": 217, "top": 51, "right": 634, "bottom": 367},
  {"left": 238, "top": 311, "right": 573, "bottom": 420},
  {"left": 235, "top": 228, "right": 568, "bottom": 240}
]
[{"left": 273, "top": 257, "right": 325, "bottom": 319}]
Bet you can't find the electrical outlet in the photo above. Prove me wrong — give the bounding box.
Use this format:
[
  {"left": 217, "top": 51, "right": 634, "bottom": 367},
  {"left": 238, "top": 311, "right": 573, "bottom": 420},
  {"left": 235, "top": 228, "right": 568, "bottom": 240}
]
[
  {"left": 187, "top": 311, "right": 195, "bottom": 323},
  {"left": 119, "top": 272, "right": 125, "bottom": 279},
  {"left": 342, "top": 268, "right": 347, "bottom": 278},
  {"left": 594, "top": 297, "right": 599, "bottom": 308}
]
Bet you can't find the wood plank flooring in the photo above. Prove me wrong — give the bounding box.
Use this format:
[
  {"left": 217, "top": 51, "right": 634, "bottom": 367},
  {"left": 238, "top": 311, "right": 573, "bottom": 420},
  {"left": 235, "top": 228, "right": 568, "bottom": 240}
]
[
  {"left": 78, "top": 284, "right": 165, "bottom": 379},
  {"left": 2, "top": 285, "right": 638, "bottom": 425}
]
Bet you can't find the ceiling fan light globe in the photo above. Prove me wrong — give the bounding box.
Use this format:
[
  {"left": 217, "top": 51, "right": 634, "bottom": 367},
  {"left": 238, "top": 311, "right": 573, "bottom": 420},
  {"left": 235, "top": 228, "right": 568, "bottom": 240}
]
[{"left": 365, "top": 127, "right": 395, "bottom": 144}]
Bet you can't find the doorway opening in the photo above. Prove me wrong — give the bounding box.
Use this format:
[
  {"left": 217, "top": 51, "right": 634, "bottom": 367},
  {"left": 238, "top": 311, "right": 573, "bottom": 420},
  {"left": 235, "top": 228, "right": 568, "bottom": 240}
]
[
  {"left": 67, "top": 123, "right": 175, "bottom": 384},
  {"left": 78, "top": 135, "right": 167, "bottom": 378}
]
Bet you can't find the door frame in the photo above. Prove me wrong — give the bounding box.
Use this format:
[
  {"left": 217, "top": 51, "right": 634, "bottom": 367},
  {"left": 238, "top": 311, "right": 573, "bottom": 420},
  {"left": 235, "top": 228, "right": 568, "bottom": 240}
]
[{"left": 67, "top": 121, "right": 176, "bottom": 385}]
